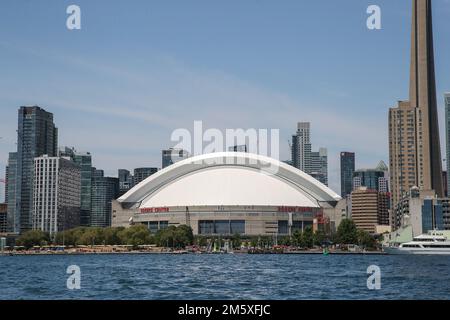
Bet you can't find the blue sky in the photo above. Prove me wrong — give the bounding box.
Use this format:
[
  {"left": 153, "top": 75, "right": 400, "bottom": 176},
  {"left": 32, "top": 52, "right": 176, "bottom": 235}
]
[{"left": 1, "top": 0, "right": 450, "bottom": 200}]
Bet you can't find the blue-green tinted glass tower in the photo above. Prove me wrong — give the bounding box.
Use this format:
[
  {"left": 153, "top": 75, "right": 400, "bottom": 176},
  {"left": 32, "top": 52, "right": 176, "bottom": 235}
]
[
  {"left": 340, "top": 152, "right": 355, "bottom": 198},
  {"left": 91, "top": 169, "right": 119, "bottom": 227},
  {"left": 15, "top": 106, "right": 57, "bottom": 233}
]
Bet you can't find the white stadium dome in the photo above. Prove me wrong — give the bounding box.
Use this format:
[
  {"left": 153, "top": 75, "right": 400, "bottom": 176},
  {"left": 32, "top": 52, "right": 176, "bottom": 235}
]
[
  {"left": 118, "top": 152, "right": 340, "bottom": 208},
  {"left": 113, "top": 152, "right": 341, "bottom": 235}
]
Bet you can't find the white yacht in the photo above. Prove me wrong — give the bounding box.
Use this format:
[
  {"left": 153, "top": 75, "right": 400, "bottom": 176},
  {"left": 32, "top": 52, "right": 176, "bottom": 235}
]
[{"left": 384, "top": 232, "right": 450, "bottom": 255}]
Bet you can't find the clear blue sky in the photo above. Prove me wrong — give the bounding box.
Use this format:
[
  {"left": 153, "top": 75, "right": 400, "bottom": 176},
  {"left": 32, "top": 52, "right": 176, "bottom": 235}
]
[{"left": 1, "top": 0, "right": 450, "bottom": 200}]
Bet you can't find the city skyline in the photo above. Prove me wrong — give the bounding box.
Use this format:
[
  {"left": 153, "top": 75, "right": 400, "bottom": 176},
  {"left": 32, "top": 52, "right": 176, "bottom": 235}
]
[
  {"left": 2, "top": 1, "right": 450, "bottom": 304},
  {"left": 1, "top": 1, "right": 450, "bottom": 200}
]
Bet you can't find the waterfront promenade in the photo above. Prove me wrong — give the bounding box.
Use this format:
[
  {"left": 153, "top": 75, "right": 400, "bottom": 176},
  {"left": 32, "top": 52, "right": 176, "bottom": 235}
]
[{"left": 1, "top": 245, "right": 385, "bottom": 255}]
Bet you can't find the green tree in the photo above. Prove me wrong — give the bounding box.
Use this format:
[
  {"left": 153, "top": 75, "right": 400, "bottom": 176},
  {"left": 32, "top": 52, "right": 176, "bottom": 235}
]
[
  {"left": 103, "top": 227, "right": 124, "bottom": 245},
  {"left": 55, "top": 229, "right": 70, "bottom": 246},
  {"left": 313, "top": 229, "right": 326, "bottom": 246},
  {"left": 292, "top": 231, "right": 302, "bottom": 247},
  {"left": 54, "top": 226, "right": 154, "bottom": 248},
  {"left": 336, "top": 219, "right": 358, "bottom": 244},
  {"left": 231, "top": 233, "right": 242, "bottom": 249},
  {"left": 118, "top": 224, "right": 153, "bottom": 248},
  {"left": 78, "top": 228, "right": 99, "bottom": 246},
  {"left": 357, "top": 229, "right": 376, "bottom": 249},
  {"left": 258, "top": 236, "right": 272, "bottom": 248},
  {"left": 16, "top": 230, "right": 50, "bottom": 249},
  {"left": 73, "top": 227, "right": 88, "bottom": 246},
  {"left": 278, "top": 236, "right": 291, "bottom": 246},
  {"left": 194, "top": 235, "right": 208, "bottom": 247},
  {"left": 154, "top": 225, "right": 193, "bottom": 249},
  {"left": 155, "top": 226, "right": 176, "bottom": 248},
  {"left": 249, "top": 236, "right": 258, "bottom": 248},
  {"left": 174, "top": 225, "right": 194, "bottom": 247},
  {"left": 302, "top": 227, "right": 314, "bottom": 248},
  {"left": 54, "top": 227, "right": 87, "bottom": 246}
]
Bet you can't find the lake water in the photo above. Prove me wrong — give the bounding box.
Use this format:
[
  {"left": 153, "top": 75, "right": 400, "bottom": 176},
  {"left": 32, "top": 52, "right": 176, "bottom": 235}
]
[{"left": 1, "top": 254, "right": 449, "bottom": 300}]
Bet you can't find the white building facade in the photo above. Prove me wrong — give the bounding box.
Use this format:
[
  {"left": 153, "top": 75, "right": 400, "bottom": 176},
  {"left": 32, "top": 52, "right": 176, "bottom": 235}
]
[{"left": 33, "top": 155, "right": 81, "bottom": 235}]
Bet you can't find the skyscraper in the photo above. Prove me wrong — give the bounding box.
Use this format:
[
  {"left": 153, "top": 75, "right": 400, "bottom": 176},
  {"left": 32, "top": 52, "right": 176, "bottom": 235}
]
[
  {"left": 445, "top": 93, "right": 450, "bottom": 196},
  {"left": 33, "top": 155, "right": 81, "bottom": 235},
  {"left": 291, "top": 123, "right": 328, "bottom": 185},
  {"left": 340, "top": 152, "right": 355, "bottom": 198},
  {"left": 352, "top": 161, "right": 389, "bottom": 193},
  {"left": 6, "top": 152, "right": 17, "bottom": 232},
  {"left": 389, "top": 0, "right": 443, "bottom": 213},
  {"left": 91, "top": 170, "right": 119, "bottom": 228},
  {"left": 389, "top": 101, "right": 418, "bottom": 207},
  {"left": 350, "top": 187, "right": 390, "bottom": 234},
  {"left": 0, "top": 203, "right": 7, "bottom": 233},
  {"left": 118, "top": 169, "right": 133, "bottom": 196},
  {"left": 162, "top": 148, "right": 190, "bottom": 169},
  {"left": 291, "top": 122, "right": 311, "bottom": 172},
  {"left": 59, "top": 147, "right": 92, "bottom": 226},
  {"left": 14, "top": 106, "right": 58, "bottom": 234},
  {"left": 133, "top": 167, "right": 158, "bottom": 186},
  {"left": 310, "top": 148, "right": 328, "bottom": 186},
  {"left": 4, "top": 165, "right": 9, "bottom": 205}
]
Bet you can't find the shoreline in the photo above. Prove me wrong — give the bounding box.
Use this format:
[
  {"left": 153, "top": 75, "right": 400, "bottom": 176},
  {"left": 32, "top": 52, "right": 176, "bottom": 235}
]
[{"left": 0, "top": 250, "right": 386, "bottom": 256}]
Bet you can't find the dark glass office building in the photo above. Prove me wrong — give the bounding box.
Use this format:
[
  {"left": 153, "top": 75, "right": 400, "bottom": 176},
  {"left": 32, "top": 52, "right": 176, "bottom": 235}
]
[
  {"left": 162, "top": 148, "right": 189, "bottom": 169},
  {"left": 353, "top": 169, "right": 385, "bottom": 192},
  {"left": 422, "top": 199, "right": 444, "bottom": 233},
  {"left": 340, "top": 152, "right": 355, "bottom": 198},
  {"left": 91, "top": 170, "right": 119, "bottom": 227},
  {"left": 118, "top": 169, "right": 133, "bottom": 196},
  {"left": 133, "top": 167, "right": 158, "bottom": 186}
]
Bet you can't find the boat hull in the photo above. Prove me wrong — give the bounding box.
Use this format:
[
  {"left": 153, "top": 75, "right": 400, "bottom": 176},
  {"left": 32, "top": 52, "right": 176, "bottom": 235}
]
[{"left": 384, "top": 247, "right": 450, "bottom": 255}]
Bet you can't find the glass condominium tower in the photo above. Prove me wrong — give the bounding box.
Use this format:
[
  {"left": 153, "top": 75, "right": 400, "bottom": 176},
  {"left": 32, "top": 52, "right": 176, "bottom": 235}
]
[
  {"left": 291, "top": 122, "right": 311, "bottom": 172},
  {"left": 59, "top": 147, "right": 92, "bottom": 227},
  {"left": 340, "top": 152, "right": 355, "bottom": 198},
  {"left": 91, "top": 169, "right": 119, "bottom": 228},
  {"left": 13, "top": 106, "right": 57, "bottom": 233}
]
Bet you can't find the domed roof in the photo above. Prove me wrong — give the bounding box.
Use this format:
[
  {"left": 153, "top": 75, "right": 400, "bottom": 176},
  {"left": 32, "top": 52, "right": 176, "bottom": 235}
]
[{"left": 118, "top": 152, "right": 341, "bottom": 208}]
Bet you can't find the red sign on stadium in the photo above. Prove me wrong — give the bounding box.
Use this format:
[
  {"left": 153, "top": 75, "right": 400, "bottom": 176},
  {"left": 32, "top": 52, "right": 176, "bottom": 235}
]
[
  {"left": 277, "top": 206, "right": 315, "bottom": 213},
  {"left": 140, "top": 207, "right": 169, "bottom": 214}
]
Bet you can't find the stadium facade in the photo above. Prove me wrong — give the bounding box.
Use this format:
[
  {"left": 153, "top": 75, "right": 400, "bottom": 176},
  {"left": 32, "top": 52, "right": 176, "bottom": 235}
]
[{"left": 112, "top": 152, "right": 341, "bottom": 236}]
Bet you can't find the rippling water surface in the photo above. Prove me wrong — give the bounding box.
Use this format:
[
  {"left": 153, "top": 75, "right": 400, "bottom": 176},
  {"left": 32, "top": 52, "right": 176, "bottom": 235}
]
[{"left": 1, "top": 254, "right": 449, "bottom": 300}]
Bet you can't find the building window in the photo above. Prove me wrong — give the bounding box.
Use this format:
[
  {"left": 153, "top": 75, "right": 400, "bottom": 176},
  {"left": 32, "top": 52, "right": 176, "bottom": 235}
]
[
  {"left": 230, "top": 220, "right": 245, "bottom": 235},
  {"left": 146, "top": 221, "right": 169, "bottom": 233},
  {"left": 278, "top": 220, "right": 288, "bottom": 234},
  {"left": 199, "top": 220, "right": 214, "bottom": 235},
  {"left": 198, "top": 220, "right": 246, "bottom": 235}
]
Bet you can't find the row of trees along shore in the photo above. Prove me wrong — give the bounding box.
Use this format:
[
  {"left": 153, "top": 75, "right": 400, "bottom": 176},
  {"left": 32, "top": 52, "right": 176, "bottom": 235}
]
[{"left": 15, "top": 219, "right": 378, "bottom": 250}]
